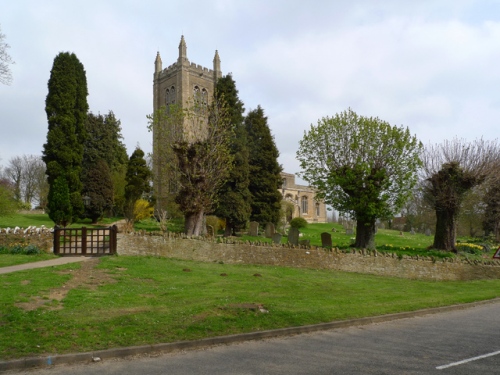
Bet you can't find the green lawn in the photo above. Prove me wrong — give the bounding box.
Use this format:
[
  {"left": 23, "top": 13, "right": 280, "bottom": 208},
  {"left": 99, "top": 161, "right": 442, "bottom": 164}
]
[
  {"left": 0, "top": 254, "right": 58, "bottom": 268},
  {"left": 1, "top": 255, "right": 499, "bottom": 360}
]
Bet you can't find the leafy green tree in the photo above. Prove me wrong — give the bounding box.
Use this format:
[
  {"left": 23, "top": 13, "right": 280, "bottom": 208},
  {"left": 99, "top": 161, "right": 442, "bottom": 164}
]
[
  {"left": 47, "top": 175, "right": 72, "bottom": 227},
  {"left": 297, "top": 108, "right": 422, "bottom": 249},
  {"left": 124, "top": 147, "right": 152, "bottom": 221},
  {"left": 422, "top": 138, "right": 499, "bottom": 251},
  {"left": 213, "top": 74, "right": 251, "bottom": 236},
  {"left": 43, "top": 52, "right": 88, "bottom": 224},
  {"left": 245, "top": 106, "right": 282, "bottom": 226},
  {"left": 82, "top": 159, "right": 114, "bottom": 224}
]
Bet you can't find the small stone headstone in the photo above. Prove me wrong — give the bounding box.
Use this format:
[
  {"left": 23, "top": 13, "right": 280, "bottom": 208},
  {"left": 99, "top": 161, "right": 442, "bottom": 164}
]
[
  {"left": 425, "top": 228, "right": 431, "bottom": 236},
  {"left": 272, "top": 233, "right": 282, "bottom": 244},
  {"left": 206, "top": 225, "right": 214, "bottom": 237},
  {"left": 321, "top": 232, "right": 332, "bottom": 248},
  {"left": 345, "top": 228, "right": 354, "bottom": 235},
  {"left": 248, "top": 221, "right": 259, "bottom": 236},
  {"left": 288, "top": 227, "right": 300, "bottom": 246},
  {"left": 264, "top": 222, "right": 275, "bottom": 238},
  {"left": 410, "top": 228, "right": 415, "bottom": 235}
]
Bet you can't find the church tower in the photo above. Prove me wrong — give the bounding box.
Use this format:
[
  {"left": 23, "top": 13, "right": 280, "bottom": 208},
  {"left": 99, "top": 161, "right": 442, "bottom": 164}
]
[{"left": 152, "top": 36, "right": 223, "bottom": 211}]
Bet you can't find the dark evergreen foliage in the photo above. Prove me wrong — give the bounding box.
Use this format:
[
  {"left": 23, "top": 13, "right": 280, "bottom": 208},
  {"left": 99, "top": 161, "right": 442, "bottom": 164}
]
[
  {"left": 245, "top": 106, "right": 282, "bottom": 226},
  {"left": 213, "top": 74, "right": 252, "bottom": 235},
  {"left": 43, "top": 52, "right": 88, "bottom": 224},
  {"left": 82, "top": 159, "right": 114, "bottom": 223},
  {"left": 124, "top": 147, "right": 152, "bottom": 220},
  {"left": 47, "top": 175, "right": 72, "bottom": 227},
  {"left": 82, "top": 111, "right": 128, "bottom": 215}
]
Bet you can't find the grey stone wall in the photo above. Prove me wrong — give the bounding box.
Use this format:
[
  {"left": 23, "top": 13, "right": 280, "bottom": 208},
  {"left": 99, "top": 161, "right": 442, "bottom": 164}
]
[{"left": 117, "top": 233, "right": 500, "bottom": 281}]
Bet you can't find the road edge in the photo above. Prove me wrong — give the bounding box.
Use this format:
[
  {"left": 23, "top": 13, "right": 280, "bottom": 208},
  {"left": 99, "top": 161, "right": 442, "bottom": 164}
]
[{"left": 1, "top": 297, "right": 499, "bottom": 372}]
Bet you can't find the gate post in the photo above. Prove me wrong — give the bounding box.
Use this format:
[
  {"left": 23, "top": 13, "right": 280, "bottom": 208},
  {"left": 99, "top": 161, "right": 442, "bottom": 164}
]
[
  {"left": 81, "top": 227, "right": 87, "bottom": 255},
  {"left": 110, "top": 225, "right": 117, "bottom": 254},
  {"left": 53, "top": 225, "right": 60, "bottom": 255}
]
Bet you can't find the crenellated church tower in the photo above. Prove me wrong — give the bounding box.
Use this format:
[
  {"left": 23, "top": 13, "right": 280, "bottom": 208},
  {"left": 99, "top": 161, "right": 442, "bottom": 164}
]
[{"left": 152, "top": 36, "right": 222, "bottom": 211}]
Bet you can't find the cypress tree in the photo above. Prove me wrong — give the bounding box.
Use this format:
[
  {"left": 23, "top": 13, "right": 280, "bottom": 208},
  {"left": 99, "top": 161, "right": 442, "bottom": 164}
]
[
  {"left": 213, "top": 74, "right": 252, "bottom": 236},
  {"left": 245, "top": 106, "right": 282, "bottom": 226},
  {"left": 124, "top": 147, "right": 152, "bottom": 220},
  {"left": 43, "top": 52, "right": 88, "bottom": 224},
  {"left": 82, "top": 111, "right": 128, "bottom": 216},
  {"left": 47, "top": 175, "right": 72, "bottom": 227},
  {"left": 82, "top": 159, "right": 114, "bottom": 224}
]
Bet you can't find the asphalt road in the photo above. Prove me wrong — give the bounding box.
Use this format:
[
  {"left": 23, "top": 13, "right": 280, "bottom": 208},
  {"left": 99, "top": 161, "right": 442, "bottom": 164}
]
[{"left": 7, "top": 301, "right": 500, "bottom": 374}]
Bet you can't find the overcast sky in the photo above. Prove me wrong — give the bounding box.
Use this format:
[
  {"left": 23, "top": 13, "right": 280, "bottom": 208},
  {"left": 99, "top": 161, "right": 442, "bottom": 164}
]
[{"left": 1, "top": 0, "right": 499, "bottom": 179}]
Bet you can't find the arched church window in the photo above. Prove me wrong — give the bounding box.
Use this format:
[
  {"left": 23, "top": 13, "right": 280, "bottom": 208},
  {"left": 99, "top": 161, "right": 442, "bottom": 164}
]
[
  {"left": 202, "top": 88, "right": 208, "bottom": 105},
  {"left": 301, "top": 196, "right": 308, "bottom": 215},
  {"left": 169, "top": 86, "right": 175, "bottom": 104}
]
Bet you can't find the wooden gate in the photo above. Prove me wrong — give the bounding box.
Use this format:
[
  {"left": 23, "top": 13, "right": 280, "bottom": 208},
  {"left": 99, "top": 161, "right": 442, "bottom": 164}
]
[{"left": 53, "top": 225, "right": 117, "bottom": 256}]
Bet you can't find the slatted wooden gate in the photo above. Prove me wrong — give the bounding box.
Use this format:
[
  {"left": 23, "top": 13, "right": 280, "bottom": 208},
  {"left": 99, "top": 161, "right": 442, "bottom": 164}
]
[{"left": 53, "top": 225, "right": 117, "bottom": 256}]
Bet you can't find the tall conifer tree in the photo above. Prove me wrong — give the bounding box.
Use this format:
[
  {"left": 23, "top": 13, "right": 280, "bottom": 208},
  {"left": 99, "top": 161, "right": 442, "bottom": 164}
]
[
  {"left": 213, "top": 74, "right": 251, "bottom": 236},
  {"left": 245, "top": 106, "right": 282, "bottom": 226},
  {"left": 43, "top": 52, "right": 88, "bottom": 225}
]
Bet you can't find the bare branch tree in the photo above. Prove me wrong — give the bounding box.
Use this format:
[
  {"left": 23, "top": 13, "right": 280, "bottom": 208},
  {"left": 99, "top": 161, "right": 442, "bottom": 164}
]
[{"left": 0, "top": 25, "right": 15, "bottom": 85}]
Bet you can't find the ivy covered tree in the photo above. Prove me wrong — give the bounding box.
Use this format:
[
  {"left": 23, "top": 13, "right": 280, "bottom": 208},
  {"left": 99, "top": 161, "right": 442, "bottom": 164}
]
[
  {"left": 124, "top": 147, "right": 152, "bottom": 221},
  {"left": 213, "top": 74, "right": 252, "bottom": 236},
  {"left": 422, "top": 138, "right": 499, "bottom": 251},
  {"left": 483, "top": 182, "right": 500, "bottom": 241},
  {"left": 82, "top": 159, "right": 114, "bottom": 224},
  {"left": 245, "top": 106, "right": 282, "bottom": 226},
  {"left": 43, "top": 52, "right": 88, "bottom": 225},
  {"left": 297, "top": 108, "right": 422, "bottom": 250}
]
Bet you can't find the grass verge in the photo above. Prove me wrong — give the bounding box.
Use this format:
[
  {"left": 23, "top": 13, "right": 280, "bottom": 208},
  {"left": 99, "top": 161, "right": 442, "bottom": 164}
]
[
  {"left": 1, "top": 255, "right": 499, "bottom": 360},
  {"left": 0, "top": 254, "right": 58, "bottom": 268}
]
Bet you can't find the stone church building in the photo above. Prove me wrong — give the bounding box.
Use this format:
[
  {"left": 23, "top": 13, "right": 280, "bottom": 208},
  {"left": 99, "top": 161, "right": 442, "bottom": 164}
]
[
  {"left": 280, "top": 172, "right": 327, "bottom": 223},
  {"left": 152, "top": 36, "right": 327, "bottom": 223}
]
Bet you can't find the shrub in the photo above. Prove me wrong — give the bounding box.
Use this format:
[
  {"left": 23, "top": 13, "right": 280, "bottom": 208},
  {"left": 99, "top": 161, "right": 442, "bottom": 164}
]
[
  {"left": 24, "top": 244, "right": 41, "bottom": 255},
  {"left": 133, "top": 199, "right": 154, "bottom": 222},
  {"left": 206, "top": 216, "right": 225, "bottom": 232},
  {"left": 290, "top": 217, "right": 308, "bottom": 229}
]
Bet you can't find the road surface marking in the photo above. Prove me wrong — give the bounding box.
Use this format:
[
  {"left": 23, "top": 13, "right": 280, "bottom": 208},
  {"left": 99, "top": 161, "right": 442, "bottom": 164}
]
[{"left": 436, "top": 350, "right": 500, "bottom": 370}]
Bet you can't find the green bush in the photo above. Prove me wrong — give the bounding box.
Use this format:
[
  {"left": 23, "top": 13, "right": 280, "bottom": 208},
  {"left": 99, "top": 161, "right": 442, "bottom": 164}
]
[
  {"left": 290, "top": 217, "right": 308, "bottom": 229},
  {"left": 455, "top": 243, "right": 483, "bottom": 256}
]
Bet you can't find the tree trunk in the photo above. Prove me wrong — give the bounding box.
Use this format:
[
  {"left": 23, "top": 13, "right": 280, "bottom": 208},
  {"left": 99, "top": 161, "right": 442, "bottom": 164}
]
[
  {"left": 355, "top": 219, "right": 376, "bottom": 250},
  {"left": 184, "top": 210, "right": 205, "bottom": 236},
  {"left": 433, "top": 209, "right": 457, "bottom": 251}
]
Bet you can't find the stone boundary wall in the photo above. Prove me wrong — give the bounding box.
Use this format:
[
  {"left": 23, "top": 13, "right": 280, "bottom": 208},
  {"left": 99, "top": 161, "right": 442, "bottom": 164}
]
[
  {"left": 117, "top": 233, "right": 500, "bottom": 281},
  {"left": 0, "top": 233, "right": 53, "bottom": 252}
]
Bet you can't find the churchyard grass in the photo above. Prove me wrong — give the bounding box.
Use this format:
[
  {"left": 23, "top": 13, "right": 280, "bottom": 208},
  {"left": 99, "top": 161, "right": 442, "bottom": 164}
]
[{"left": 1, "top": 255, "right": 499, "bottom": 360}]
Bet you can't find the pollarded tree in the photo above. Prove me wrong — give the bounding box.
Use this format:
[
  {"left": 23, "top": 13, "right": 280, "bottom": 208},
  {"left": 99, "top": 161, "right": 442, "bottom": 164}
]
[
  {"left": 213, "top": 74, "right": 252, "bottom": 236},
  {"left": 43, "top": 52, "right": 88, "bottom": 224},
  {"left": 245, "top": 106, "right": 283, "bottom": 226},
  {"left": 421, "top": 138, "right": 500, "bottom": 251},
  {"left": 297, "top": 108, "right": 422, "bottom": 250}
]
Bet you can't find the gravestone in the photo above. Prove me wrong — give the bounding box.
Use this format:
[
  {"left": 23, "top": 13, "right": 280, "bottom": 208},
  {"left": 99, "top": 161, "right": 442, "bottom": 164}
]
[
  {"left": 299, "top": 239, "right": 310, "bottom": 247},
  {"left": 425, "top": 228, "right": 431, "bottom": 236},
  {"left": 288, "top": 227, "right": 300, "bottom": 246},
  {"left": 248, "top": 221, "right": 259, "bottom": 236},
  {"left": 265, "top": 222, "right": 275, "bottom": 238},
  {"left": 206, "top": 225, "right": 214, "bottom": 237},
  {"left": 321, "top": 232, "right": 332, "bottom": 248},
  {"left": 410, "top": 228, "right": 415, "bottom": 235},
  {"left": 272, "top": 233, "right": 282, "bottom": 244},
  {"left": 345, "top": 228, "right": 354, "bottom": 235}
]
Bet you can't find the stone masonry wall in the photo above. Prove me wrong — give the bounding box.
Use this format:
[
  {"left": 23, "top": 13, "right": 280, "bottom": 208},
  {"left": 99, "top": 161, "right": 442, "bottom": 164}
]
[{"left": 117, "top": 233, "right": 500, "bottom": 281}]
